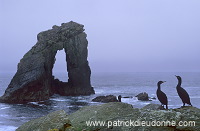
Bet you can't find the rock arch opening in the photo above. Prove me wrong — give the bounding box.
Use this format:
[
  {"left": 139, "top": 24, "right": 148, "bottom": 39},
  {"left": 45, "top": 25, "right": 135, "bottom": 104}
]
[{"left": 52, "top": 49, "right": 68, "bottom": 82}]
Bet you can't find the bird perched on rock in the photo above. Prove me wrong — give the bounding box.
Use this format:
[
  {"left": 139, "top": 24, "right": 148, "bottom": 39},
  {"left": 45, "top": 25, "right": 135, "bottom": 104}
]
[
  {"left": 175, "top": 75, "right": 192, "bottom": 107},
  {"left": 156, "top": 81, "right": 168, "bottom": 109}
]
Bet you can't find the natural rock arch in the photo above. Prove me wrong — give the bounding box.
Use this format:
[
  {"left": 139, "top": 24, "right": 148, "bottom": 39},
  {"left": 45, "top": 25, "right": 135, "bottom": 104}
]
[
  {"left": 0, "top": 21, "right": 95, "bottom": 103},
  {"left": 52, "top": 49, "right": 68, "bottom": 82}
]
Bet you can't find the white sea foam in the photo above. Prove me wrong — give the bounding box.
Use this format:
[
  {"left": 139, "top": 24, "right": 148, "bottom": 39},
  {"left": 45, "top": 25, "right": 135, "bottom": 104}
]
[
  {"left": 0, "top": 114, "right": 9, "bottom": 117},
  {"left": 0, "top": 106, "right": 10, "bottom": 110},
  {"left": 28, "top": 102, "right": 45, "bottom": 107},
  {"left": 121, "top": 97, "right": 138, "bottom": 105},
  {"left": 0, "top": 125, "right": 17, "bottom": 131},
  {"left": 29, "top": 102, "right": 39, "bottom": 105},
  {"left": 95, "top": 90, "right": 104, "bottom": 94},
  {"left": 50, "top": 98, "right": 68, "bottom": 102},
  {"left": 67, "top": 105, "right": 75, "bottom": 108},
  {"left": 29, "top": 102, "right": 42, "bottom": 106}
]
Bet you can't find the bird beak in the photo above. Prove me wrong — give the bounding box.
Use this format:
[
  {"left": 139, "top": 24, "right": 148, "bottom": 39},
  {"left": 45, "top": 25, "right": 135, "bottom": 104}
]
[
  {"left": 163, "top": 81, "right": 166, "bottom": 83},
  {"left": 175, "top": 75, "right": 177, "bottom": 77}
]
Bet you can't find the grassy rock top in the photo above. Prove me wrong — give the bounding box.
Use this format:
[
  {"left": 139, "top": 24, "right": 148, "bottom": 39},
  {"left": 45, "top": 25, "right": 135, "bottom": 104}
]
[
  {"left": 69, "top": 103, "right": 200, "bottom": 131},
  {"left": 17, "top": 103, "right": 200, "bottom": 131},
  {"left": 68, "top": 102, "right": 138, "bottom": 130},
  {"left": 16, "top": 110, "right": 70, "bottom": 131}
]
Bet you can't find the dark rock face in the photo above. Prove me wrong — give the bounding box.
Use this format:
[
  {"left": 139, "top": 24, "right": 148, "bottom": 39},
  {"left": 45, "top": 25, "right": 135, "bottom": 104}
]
[
  {"left": 0, "top": 21, "right": 95, "bottom": 103},
  {"left": 92, "top": 95, "right": 119, "bottom": 103},
  {"left": 136, "top": 92, "right": 149, "bottom": 101}
]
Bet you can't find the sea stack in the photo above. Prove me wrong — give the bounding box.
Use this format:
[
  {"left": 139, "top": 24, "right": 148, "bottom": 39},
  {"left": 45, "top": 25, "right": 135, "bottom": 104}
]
[{"left": 0, "top": 21, "right": 95, "bottom": 103}]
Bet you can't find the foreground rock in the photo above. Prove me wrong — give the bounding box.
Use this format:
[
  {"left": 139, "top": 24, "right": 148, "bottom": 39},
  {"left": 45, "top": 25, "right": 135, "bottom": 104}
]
[
  {"left": 142, "top": 103, "right": 165, "bottom": 110},
  {"left": 68, "top": 102, "right": 135, "bottom": 130},
  {"left": 136, "top": 92, "right": 149, "bottom": 101},
  {"left": 18, "top": 103, "right": 200, "bottom": 131},
  {"left": 69, "top": 103, "right": 199, "bottom": 131},
  {"left": 16, "top": 110, "right": 71, "bottom": 131},
  {"left": 92, "top": 95, "right": 119, "bottom": 103},
  {"left": 0, "top": 21, "right": 94, "bottom": 103}
]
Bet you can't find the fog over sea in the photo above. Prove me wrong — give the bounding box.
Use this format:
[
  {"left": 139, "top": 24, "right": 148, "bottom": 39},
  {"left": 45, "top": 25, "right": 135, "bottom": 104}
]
[{"left": 0, "top": 72, "right": 199, "bottom": 130}]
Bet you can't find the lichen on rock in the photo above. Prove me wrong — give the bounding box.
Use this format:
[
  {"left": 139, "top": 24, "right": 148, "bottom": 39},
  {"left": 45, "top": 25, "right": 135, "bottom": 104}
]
[
  {"left": 17, "top": 103, "right": 200, "bottom": 131},
  {"left": 67, "top": 103, "right": 200, "bottom": 131},
  {"left": 16, "top": 110, "right": 71, "bottom": 131}
]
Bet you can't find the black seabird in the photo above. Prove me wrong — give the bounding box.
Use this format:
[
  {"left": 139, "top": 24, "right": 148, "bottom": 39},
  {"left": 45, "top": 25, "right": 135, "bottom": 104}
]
[
  {"left": 156, "top": 81, "right": 168, "bottom": 109},
  {"left": 175, "top": 75, "right": 192, "bottom": 107},
  {"left": 118, "top": 95, "right": 122, "bottom": 102}
]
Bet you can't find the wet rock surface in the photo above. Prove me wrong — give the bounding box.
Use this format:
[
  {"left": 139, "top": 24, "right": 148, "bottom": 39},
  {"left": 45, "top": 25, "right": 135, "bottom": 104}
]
[
  {"left": 92, "top": 95, "right": 119, "bottom": 103},
  {"left": 0, "top": 21, "right": 94, "bottom": 103},
  {"left": 136, "top": 92, "right": 149, "bottom": 101}
]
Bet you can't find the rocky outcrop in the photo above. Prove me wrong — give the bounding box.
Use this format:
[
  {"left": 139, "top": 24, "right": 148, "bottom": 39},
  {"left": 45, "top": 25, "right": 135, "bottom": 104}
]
[
  {"left": 16, "top": 110, "right": 71, "bottom": 131},
  {"left": 136, "top": 92, "right": 149, "bottom": 101},
  {"left": 0, "top": 21, "right": 95, "bottom": 103},
  {"left": 92, "top": 95, "right": 119, "bottom": 103},
  {"left": 142, "top": 103, "right": 165, "bottom": 110},
  {"left": 69, "top": 103, "right": 200, "bottom": 130},
  {"left": 16, "top": 103, "right": 200, "bottom": 131}
]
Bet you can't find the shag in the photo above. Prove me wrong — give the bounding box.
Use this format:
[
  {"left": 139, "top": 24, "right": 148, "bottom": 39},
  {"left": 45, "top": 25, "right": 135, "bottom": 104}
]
[
  {"left": 118, "top": 95, "right": 122, "bottom": 102},
  {"left": 175, "top": 75, "right": 192, "bottom": 107},
  {"left": 156, "top": 81, "right": 168, "bottom": 109}
]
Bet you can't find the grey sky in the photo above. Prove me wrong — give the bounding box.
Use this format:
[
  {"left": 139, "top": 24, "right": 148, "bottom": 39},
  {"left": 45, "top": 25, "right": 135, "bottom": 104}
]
[{"left": 1, "top": 0, "right": 200, "bottom": 73}]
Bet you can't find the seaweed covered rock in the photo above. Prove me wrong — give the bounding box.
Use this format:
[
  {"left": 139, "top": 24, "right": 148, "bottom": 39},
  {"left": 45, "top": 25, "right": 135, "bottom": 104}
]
[{"left": 0, "top": 21, "right": 95, "bottom": 103}]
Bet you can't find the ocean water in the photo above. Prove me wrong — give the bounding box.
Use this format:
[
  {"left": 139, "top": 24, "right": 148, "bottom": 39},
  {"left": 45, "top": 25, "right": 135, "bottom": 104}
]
[{"left": 0, "top": 72, "right": 199, "bottom": 130}]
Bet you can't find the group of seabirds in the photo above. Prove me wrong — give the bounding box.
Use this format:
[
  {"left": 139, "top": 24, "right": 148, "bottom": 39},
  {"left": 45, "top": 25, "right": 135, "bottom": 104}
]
[{"left": 157, "top": 75, "right": 192, "bottom": 110}]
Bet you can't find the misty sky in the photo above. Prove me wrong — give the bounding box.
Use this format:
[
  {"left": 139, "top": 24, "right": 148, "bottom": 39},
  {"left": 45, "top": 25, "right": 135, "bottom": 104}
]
[{"left": 1, "top": 0, "right": 200, "bottom": 73}]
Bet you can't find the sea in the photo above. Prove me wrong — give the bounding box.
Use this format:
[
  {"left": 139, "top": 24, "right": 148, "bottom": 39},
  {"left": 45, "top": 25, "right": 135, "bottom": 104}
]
[{"left": 0, "top": 72, "right": 199, "bottom": 130}]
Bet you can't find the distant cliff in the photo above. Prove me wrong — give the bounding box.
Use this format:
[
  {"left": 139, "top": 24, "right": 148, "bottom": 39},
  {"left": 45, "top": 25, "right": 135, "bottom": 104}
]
[{"left": 0, "top": 21, "right": 94, "bottom": 103}]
